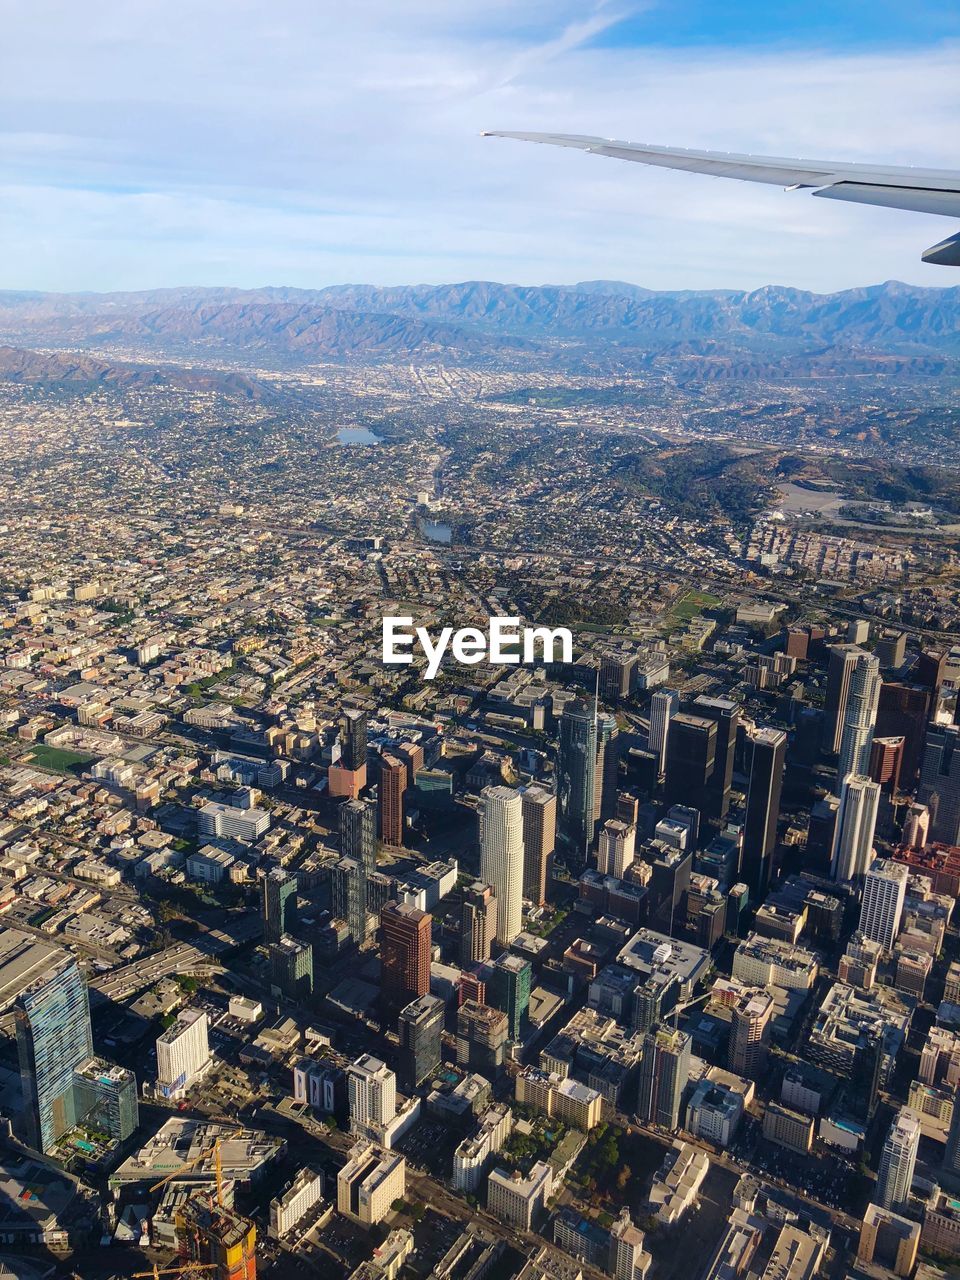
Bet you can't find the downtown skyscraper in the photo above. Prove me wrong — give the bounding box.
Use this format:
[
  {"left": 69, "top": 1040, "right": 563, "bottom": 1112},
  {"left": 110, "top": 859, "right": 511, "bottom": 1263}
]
[
  {"left": 261, "top": 865, "right": 297, "bottom": 945},
  {"left": 823, "top": 644, "right": 865, "bottom": 756},
  {"left": 636, "top": 1024, "right": 691, "bottom": 1130},
  {"left": 16, "top": 952, "right": 95, "bottom": 1153},
  {"left": 521, "top": 785, "right": 556, "bottom": 906},
  {"left": 876, "top": 1108, "right": 920, "bottom": 1213},
  {"left": 648, "top": 688, "right": 679, "bottom": 776},
  {"left": 479, "top": 785, "right": 525, "bottom": 945},
  {"left": 557, "top": 697, "right": 599, "bottom": 866},
  {"left": 837, "top": 652, "right": 881, "bottom": 782},
  {"left": 741, "top": 727, "right": 787, "bottom": 900},
  {"left": 831, "top": 774, "right": 881, "bottom": 881},
  {"left": 336, "top": 796, "right": 377, "bottom": 944}
]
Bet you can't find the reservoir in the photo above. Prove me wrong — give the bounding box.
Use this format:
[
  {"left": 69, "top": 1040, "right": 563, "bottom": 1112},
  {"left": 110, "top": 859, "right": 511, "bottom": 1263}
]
[{"left": 336, "top": 426, "right": 381, "bottom": 446}]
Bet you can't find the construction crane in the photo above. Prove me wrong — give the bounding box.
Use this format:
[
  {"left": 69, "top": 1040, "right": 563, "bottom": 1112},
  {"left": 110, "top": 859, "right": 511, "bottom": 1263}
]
[
  {"left": 131, "top": 1265, "right": 217, "bottom": 1280},
  {"left": 149, "top": 1129, "right": 244, "bottom": 1207}
]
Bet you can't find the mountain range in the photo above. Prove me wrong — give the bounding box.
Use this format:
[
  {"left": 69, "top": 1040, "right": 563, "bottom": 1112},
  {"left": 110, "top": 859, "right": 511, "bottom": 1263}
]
[{"left": 1, "top": 279, "right": 959, "bottom": 372}]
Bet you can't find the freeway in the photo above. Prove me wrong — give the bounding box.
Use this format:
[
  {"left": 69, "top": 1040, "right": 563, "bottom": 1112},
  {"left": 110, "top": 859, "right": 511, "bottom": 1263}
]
[{"left": 90, "top": 942, "right": 223, "bottom": 1002}]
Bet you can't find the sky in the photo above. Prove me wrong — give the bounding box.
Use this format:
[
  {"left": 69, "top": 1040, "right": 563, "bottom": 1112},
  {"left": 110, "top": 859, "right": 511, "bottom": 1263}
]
[{"left": 1, "top": 1, "right": 959, "bottom": 293}]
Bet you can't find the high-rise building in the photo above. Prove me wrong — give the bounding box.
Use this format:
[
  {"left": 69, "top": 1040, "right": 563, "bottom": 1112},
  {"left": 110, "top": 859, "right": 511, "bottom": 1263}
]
[
  {"left": 380, "top": 900, "right": 431, "bottom": 1014},
  {"left": 72, "top": 1058, "right": 139, "bottom": 1145},
  {"left": 918, "top": 725, "right": 960, "bottom": 846},
  {"left": 337, "top": 796, "right": 378, "bottom": 944},
  {"left": 596, "top": 713, "right": 621, "bottom": 824},
  {"left": 456, "top": 1001, "right": 509, "bottom": 1076},
  {"left": 876, "top": 630, "right": 907, "bottom": 669},
  {"left": 601, "top": 652, "right": 636, "bottom": 700},
  {"left": 728, "top": 987, "right": 774, "bottom": 1078},
  {"left": 806, "top": 795, "right": 841, "bottom": 873},
  {"left": 488, "top": 954, "right": 532, "bottom": 1040},
  {"left": 269, "top": 935, "right": 313, "bottom": 1001},
  {"left": 157, "top": 1009, "right": 211, "bottom": 1099},
  {"left": 461, "top": 881, "right": 498, "bottom": 966},
  {"left": 331, "top": 856, "right": 368, "bottom": 946},
  {"left": 648, "top": 688, "right": 680, "bottom": 776},
  {"left": 348, "top": 1054, "right": 396, "bottom": 1136},
  {"left": 609, "top": 1210, "right": 651, "bottom": 1280},
  {"left": 377, "top": 752, "right": 406, "bottom": 848},
  {"left": 876, "top": 1108, "right": 920, "bottom": 1213},
  {"left": 648, "top": 846, "right": 692, "bottom": 936},
  {"left": 261, "top": 866, "right": 297, "bottom": 946},
  {"left": 663, "top": 714, "right": 717, "bottom": 818},
  {"left": 557, "top": 697, "right": 599, "bottom": 865},
  {"left": 876, "top": 683, "right": 933, "bottom": 787},
  {"left": 943, "top": 1086, "right": 960, "bottom": 1176},
  {"left": 330, "top": 709, "right": 368, "bottom": 797},
  {"left": 397, "top": 994, "right": 444, "bottom": 1092},
  {"left": 691, "top": 695, "right": 740, "bottom": 821},
  {"left": 636, "top": 1024, "right": 691, "bottom": 1130},
  {"left": 859, "top": 858, "right": 909, "bottom": 952},
  {"left": 521, "top": 786, "right": 555, "bottom": 906},
  {"left": 741, "top": 727, "right": 786, "bottom": 900},
  {"left": 176, "top": 1192, "right": 257, "bottom": 1280},
  {"left": 902, "top": 802, "right": 930, "bottom": 850},
  {"left": 837, "top": 653, "right": 881, "bottom": 781},
  {"left": 340, "top": 708, "right": 368, "bottom": 772},
  {"left": 597, "top": 819, "right": 637, "bottom": 878},
  {"left": 340, "top": 797, "right": 377, "bottom": 875},
  {"left": 15, "top": 953, "right": 95, "bottom": 1153},
  {"left": 918, "top": 649, "right": 948, "bottom": 690},
  {"left": 831, "top": 775, "right": 881, "bottom": 881},
  {"left": 870, "top": 736, "right": 905, "bottom": 794},
  {"left": 823, "top": 645, "right": 865, "bottom": 756},
  {"left": 479, "top": 786, "right": 525, "bottom": 945}
]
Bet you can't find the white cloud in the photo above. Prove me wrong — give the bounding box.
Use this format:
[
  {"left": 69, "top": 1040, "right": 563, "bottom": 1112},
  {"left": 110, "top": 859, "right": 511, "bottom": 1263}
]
[{"left": 0, "top": 3, "right": 957, "bottom": 291}]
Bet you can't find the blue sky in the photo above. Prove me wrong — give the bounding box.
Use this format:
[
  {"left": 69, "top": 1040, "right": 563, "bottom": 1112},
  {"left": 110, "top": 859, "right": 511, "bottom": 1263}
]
[{"left": 1, "top": 1, "right": 958, "bottom": 292}]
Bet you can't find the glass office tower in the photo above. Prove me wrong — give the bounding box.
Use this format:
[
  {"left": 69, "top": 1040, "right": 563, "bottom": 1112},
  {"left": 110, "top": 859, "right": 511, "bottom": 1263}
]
[{"left": 16, "top": 954, "right": 94, "bottom": 1152}]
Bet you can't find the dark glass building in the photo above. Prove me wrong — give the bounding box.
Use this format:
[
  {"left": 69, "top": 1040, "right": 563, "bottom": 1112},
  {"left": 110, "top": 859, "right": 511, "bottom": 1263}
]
[
  {"left": 397, "top": 993, "right": 444, "bottom": 1091},
  {"left": 557, "top": 697, "right": 598, "bottom": 867},
  {"left": 741, "top": 727, "right": 787, "bottom": 900}
]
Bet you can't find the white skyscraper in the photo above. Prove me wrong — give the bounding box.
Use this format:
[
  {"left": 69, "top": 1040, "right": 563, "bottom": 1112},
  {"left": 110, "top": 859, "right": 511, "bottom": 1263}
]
[
  {"left": 859, "top": 857, "right": 909, "bottom": 952},
  {"left": 876, "top": 1107, "right": 920, "bottom": 1213},
  {"left": 837, "top": 653, "right": 881, "bottom": 781},
  {"left": 648, "top": 689, "right": 680, "bottom": 775},
  {"left": 156, "top": 1008, "right": 211, "bottom": 1099},
  {"left": 597, "top": 819, "right": 636, "bottom": 878},
  {"left": 479, "top": 786, "right": 525, "bottom": 945},
  {"left": 348, "top": 1054, "right": 396, "bottom": 1135},
  {"left": 831, "top": 774, "right": 881, "bottom": 881}
]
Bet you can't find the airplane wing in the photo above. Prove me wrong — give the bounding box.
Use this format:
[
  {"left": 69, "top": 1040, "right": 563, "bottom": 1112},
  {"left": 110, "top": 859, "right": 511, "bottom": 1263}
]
[{"left": 482, "top": 131, "right": 960, "bottom": 265}]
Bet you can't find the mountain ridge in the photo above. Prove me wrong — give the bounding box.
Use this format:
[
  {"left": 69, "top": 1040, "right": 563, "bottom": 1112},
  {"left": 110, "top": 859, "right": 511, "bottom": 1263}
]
[{"left": 1, "top": 280, "right": 958, "bottom": 365}]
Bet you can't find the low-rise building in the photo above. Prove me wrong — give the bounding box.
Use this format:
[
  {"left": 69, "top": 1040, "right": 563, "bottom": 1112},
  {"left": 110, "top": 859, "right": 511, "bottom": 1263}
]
[
  {"left": 860, "top": 1202, "right": 920, "bottom": 1276},
  {"left": 269, "top": 1167, "right": 327, "bottom": 1239},
  {"left": 646, "top": 1140, "right": 709, "bottom": 1226},
  {"left": 732, "top": 934, "right": 818, "bottom": 991},
  {"left": 487, "top": 1161, "right": 552, "bottom": 1230},
  {"left": 762, "top": 1102, "right": 814, "bottom": 1154},
  {"left": 515, "top": 1068, "right": 603, "bottom": 1132},
  {"left": 337, "top": 1143, "right": 406, "bottom": 1227},
  {"left": 451, "top": 1103, "right": 513, "bottom": 1193}
]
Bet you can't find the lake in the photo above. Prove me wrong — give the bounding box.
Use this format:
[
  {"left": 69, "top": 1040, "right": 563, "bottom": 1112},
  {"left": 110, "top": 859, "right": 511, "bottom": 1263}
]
[
  {"left": 336, "top": 426, "right": 381, "bottom": 446},
  {"left": 419, "top": 517, "right": 453, "bottom": 544}
]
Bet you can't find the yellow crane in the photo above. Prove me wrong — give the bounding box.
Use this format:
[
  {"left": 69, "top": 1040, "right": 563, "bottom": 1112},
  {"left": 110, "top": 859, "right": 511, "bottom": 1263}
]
[
  {"left": 148, "top": 1128, "right": 244, "bottom": 1207},
  {"left": 131, "top": 1265, "right": 217, "bottom": 1280}
]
